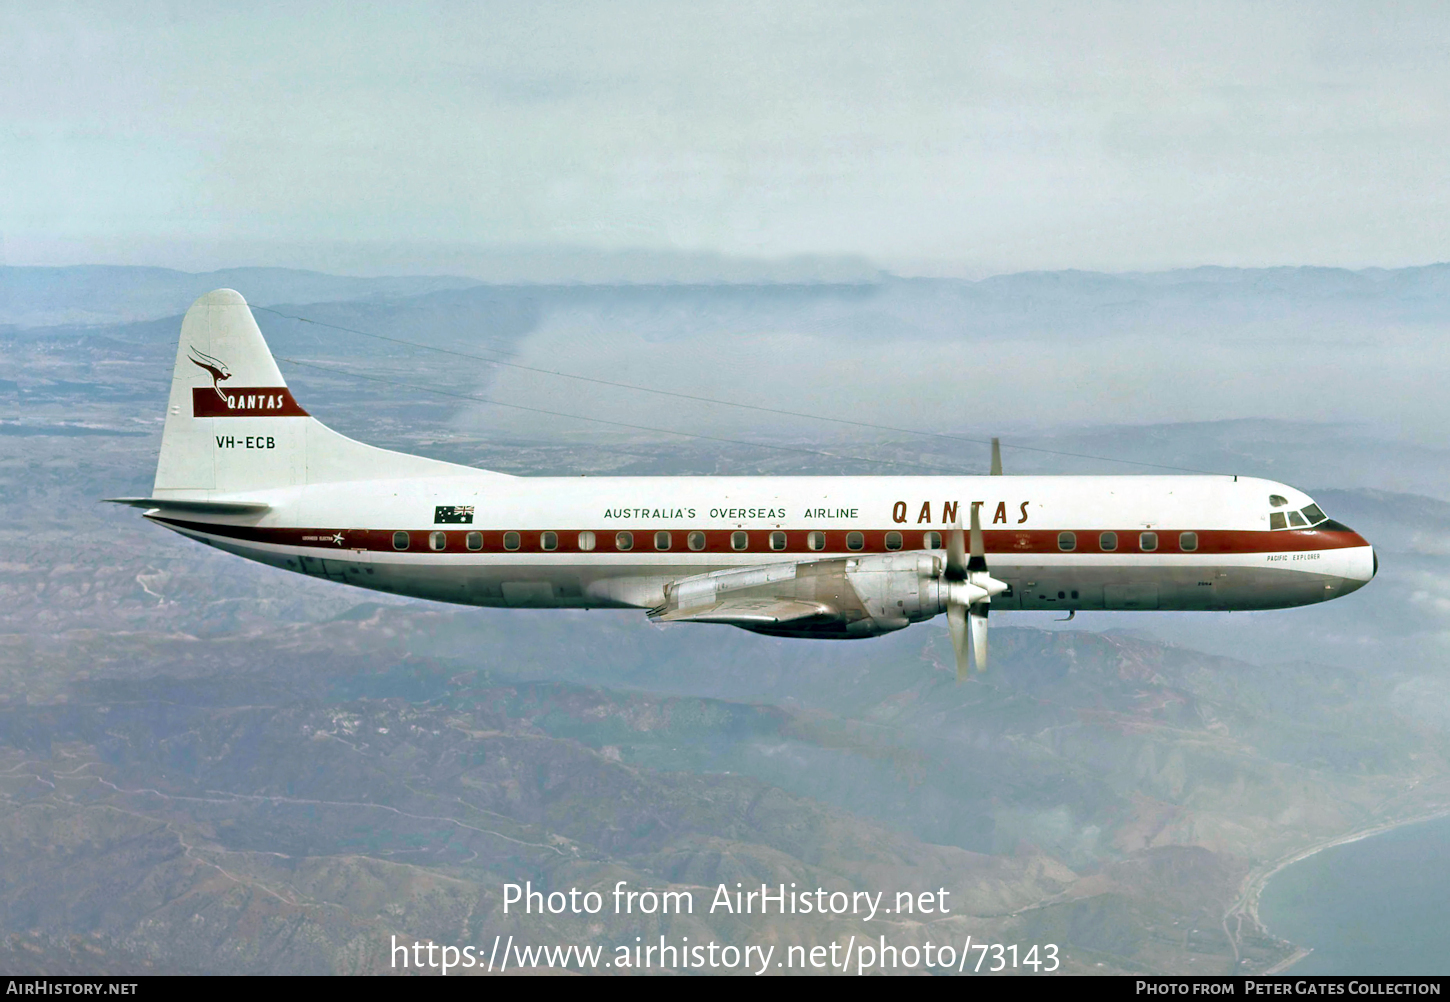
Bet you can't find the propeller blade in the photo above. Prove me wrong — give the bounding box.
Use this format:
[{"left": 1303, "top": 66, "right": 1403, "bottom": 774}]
[
  {"left": 970, "top": 602, "right": 989, "bottom": 672},
  {"left": 947, "top": 602, "right": 970, "bottom": 681},
  {"left": 946, "top": 519, "right": 967, "bottom": 581},
  {"left": 990, "top": 437, "right": 1003, "bottom": 476},
  {"left": 968, "top": 502, "right": 987, "bottom": 573},
  {"left": 945, "top": 507, "right": 1003, "bottom": 679}
]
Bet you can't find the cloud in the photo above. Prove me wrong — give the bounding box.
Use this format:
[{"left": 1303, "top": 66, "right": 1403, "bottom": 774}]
[{"left": 5, "top": 2, "right": 1450, "bottom": 274}]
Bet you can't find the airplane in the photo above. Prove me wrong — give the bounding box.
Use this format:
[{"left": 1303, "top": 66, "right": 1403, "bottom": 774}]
[{"left": 109, "top": 289, "right": 1377, "bottom": 678}]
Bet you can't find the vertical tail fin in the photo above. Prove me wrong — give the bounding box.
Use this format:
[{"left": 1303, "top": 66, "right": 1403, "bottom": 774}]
[{"left": 153, "top": 289, "right": 481, "bottom": 498}]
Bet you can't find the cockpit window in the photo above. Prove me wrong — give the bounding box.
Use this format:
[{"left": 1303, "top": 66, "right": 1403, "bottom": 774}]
[
  {"left": 1269, "top": 495, "right": 1288, "bottom": 507},
  {"left": 1269, "top": 501, "right": 1329, "bottom": 530}
]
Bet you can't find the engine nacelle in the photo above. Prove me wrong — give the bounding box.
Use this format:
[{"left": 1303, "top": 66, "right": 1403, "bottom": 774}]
[
  {"left": 841, "top": 552, "right": 943, "bottom": 634},
  {"left": 655, "top": 551, "right": 947, "bottom": 640}
]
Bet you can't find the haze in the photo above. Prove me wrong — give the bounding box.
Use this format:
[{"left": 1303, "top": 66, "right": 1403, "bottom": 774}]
[{"left": 5, "top": 2, "right": 1450, "bottom": 276}]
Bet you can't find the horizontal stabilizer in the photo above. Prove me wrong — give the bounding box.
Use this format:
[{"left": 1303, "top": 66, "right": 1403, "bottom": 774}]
[
  {"left": 105, "top": 497, "right": 271, "bottom": 515},
  {"left": 652, "top": 597, "right": 831, "bottom": 625}
]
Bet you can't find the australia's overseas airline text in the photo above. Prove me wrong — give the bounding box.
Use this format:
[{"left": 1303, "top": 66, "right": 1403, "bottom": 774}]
[{"left": 601, "top": 501, "right": 1032, "bottom": 523}]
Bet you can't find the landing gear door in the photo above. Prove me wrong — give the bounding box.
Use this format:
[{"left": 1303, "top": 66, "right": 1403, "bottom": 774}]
[{"left": 1104, "top": 583, "right": 1159, "bottom": 610}]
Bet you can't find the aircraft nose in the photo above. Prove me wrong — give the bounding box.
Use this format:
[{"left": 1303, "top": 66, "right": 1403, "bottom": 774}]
[{"left": 1335, "top": 538, "right": 1376, "bottom": 595}]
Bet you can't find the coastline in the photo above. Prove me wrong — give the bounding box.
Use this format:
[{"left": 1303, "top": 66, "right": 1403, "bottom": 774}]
[{"left": 1222, "top": 804, "right": 1450, "bottom": 972}]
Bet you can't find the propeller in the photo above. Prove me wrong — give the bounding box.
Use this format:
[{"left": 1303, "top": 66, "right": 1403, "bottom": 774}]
[{"left": 944, "top": 502, "right": 1009, "bottom": 679}]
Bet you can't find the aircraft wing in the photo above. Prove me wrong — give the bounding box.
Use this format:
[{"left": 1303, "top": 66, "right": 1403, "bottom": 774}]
[
  {"left": 652, "top": 596, "right": 832, "bottom": 625},
  {"left": 649, "top": 558, "right": 865, "bottom": 633}
]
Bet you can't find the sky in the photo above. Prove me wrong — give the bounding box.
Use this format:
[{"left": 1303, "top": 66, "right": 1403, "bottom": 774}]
[{"left": 3, "top": 1, "right": 1450, "bottom": 277}]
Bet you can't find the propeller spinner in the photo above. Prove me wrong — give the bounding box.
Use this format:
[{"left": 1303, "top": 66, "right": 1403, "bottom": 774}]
[{"left": 944, "top": 503, "right": 1009, "bottom": 679}]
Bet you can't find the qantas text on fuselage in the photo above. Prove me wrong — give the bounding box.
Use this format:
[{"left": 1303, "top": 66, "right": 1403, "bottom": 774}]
[{"left": 108, "top": 290, "right": 1377, "bottom": 676}]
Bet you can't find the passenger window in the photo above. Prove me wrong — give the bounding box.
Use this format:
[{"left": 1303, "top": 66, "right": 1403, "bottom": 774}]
[
  {"left": 1287, "top": 511, "right": 1307, "bottom": 527},
  {"left": 770, "top": 531, "right": 786, "bottom": 551},
  {"left": 1301, "top": 504, "right": 1326, "bottom": 525},
  {"left": 503, "top": 531, "right": 520, "bottom": 551},
  {"left": 1058, "top": 531, "right": 1076, "bottom": 552},
  {"left": 466, "top": 531, "right": 483, "bottom": 551},
  {"left": 1269, "top": 512, "right": 1287, "bottom": 530},
  {"left": 392, "top": 531, "right": 410, "bottom": 550},
  {"left": 578, "top": 530, "right": 596, "bottom": 551},
  {"left": 731, "top": 531, "right": 748, "bottom": 551},
  {"left": 924, "top": 531, "right": 942, "bottom": 550},
  {"left": 655, "top": 531, "right": 672, "bottom": 551},
  {"left": 429, "top": 531, "right": 446, "bottom": 551},
  {"left": 688, "top": 531, "right": 706, "bottom": 551},
  {"left": 885, "top": 531, "right": 902, "bottom": 551},
  {"left": 541, "top": 531, "right": 558, "bottom": 551},
  {"left": 1140, "top": 532, "right": 1158, "bottom": 552},
  {"left": 615, "top": 531, "right": 633, "bottom": 551},
  {"left": 1269, "top": 495, "right": 1288, "bottom": 507},
  {"left": 846, "top": 531, "right": 864, "bottom": 551},
  {"left": 1099, "top": 531, "right": 1117, "bottom": 551},
  {"left": 1179, "top": 531, "right": 1198, "bottom": 552},
  {"left": 807, "top": 531, "right": 825, "bottom": 551}
]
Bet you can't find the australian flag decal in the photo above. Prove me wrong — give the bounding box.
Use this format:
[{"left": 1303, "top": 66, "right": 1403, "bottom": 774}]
[{"left": 434, "top": 505, "right": 475, "bottom": 524}]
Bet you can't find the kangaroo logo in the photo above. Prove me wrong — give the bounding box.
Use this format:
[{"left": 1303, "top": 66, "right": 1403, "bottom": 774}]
[{"left": 187, "top": 347, "right": 231, "bottom": 401}]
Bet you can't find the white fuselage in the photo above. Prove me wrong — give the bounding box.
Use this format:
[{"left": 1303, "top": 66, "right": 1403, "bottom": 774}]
[
  {"left": 128, "top": 289, "right": 1377, "bottom": 643},
  {"left": 149, "top": 472, "right": 1376, "bottom": 628}
]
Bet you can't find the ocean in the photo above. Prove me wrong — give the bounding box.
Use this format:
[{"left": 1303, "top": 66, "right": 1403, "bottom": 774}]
[{"left": 1258, "top": 814, "right": 1450, "bottom": 975}]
